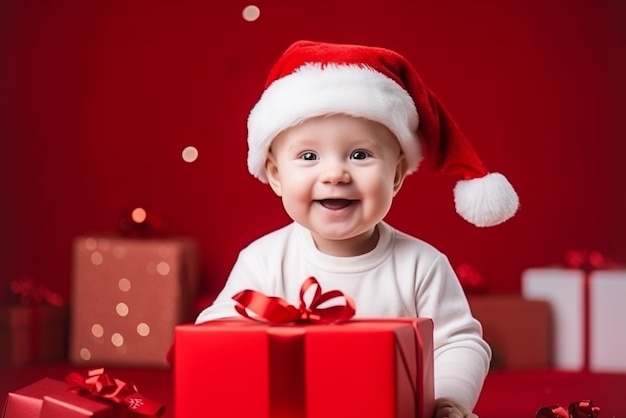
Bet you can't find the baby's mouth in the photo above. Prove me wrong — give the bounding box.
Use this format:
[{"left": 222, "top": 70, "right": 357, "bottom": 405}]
[{"left": 317, "top": 199, "right": 355, "bottom": 210}]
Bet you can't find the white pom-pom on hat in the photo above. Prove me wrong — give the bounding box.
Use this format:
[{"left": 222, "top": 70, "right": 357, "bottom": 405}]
[
  {"left": 246, "top": 40, "right": 520, "bottom": 227},
  {"left": 454, "top": 173, "right": 519, "bottom": 227}
]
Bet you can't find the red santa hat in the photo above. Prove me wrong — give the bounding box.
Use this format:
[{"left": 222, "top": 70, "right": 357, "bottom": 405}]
[{"left": 247, "top": 40, "right": 519, "bottom": 227}]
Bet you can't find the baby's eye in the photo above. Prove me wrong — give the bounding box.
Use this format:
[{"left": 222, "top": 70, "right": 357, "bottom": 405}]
[
  {"left": 299, "top": 151, "right": 318, "bottom": 161},
  {"left": 350, "top": 149, "right": 371, "bottom": 160}
]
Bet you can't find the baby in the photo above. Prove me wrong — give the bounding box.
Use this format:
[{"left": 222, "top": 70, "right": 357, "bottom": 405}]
[{"left": 197, "top": 40, "right": 519, "bottom": 418}]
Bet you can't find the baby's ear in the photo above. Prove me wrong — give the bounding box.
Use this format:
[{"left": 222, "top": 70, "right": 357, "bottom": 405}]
[
  {"left": 264, "top": 154, "right": 283, "bottom": 197},
  {"left": 393, "top": 155, "right": 409, "bottom": 195}
]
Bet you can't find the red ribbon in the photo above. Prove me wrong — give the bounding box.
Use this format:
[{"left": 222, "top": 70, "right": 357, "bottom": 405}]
[
  {"left": 536, "top": 400, "right": 600, "bottom": 418},
  {"left": 267, "top": 327, "right": 307, "bottom": 417},
  {"left": 232, "top": 276, "right": 356, "bottom": 324},
  {"left": 562, "top": 249, "right": 618, "bottom": 371},
  {"left": 66, "top": 368, "right": 165, "bottom": 417}
]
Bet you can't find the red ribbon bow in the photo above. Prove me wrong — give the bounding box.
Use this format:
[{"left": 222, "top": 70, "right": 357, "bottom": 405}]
[
  {"left": 563, "top": 249, "right": 615, "bottom": 272},
  {"left": 66, "top": 368, "right": 165, "bottom": 417},
  {"left": 232, "top": 276, "right": 356, "bottom": 324},
  {"left": 9, "top": 276, "right": 64, "bottom": 307},
  {"left": 536, "top": 400, "right": 600, "bottom": 418}
]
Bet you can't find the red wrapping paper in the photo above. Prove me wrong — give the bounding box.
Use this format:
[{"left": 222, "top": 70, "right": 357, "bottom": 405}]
[
  {"left": 174, "top": 318, "right": 434, "bottom": 418},
  {"left": 40, "top": 392, "right": 117, "bottom": 418}
]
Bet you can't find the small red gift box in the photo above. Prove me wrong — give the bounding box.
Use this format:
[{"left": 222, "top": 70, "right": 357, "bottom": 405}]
[
  {"left": 2, "top": 378, "right": 114, "bottom": 418},
  {"left": 2, "top": 369, "right": 165, "bottom": 418},
  {"left": 174, "top": 318, "right": 434, "bottom": 418},
  {"left": 0, "top": 305, "right": 68, "bottom": 366}
]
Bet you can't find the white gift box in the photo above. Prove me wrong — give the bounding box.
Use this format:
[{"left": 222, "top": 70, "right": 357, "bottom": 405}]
[
  {"left": 522, "top": 268, "right": 586, "bottom": 371},
  {"left": 522, "top": 268, "right": 626, "bottom": 372},
  {"left": 588, "top": 270, "right": 626, "bottom": 372}
]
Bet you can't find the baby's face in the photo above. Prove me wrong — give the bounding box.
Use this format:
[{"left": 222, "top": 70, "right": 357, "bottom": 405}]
[{"left": 264, "top": 114, "right": 407, "bottom": 256}]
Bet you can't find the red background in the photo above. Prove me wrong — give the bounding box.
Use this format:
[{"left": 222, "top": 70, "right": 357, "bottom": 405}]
[{"left": 1, "top": 1, "right": 625, "bottom": 302}]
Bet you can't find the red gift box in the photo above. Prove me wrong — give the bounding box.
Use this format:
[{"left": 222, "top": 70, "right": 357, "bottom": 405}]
[
  {"left": 2, "top": 378, "right": 114, "bottom": 418},
  {"left": 70, "top": 236, "right": 199, "bottom": 367},
  {"left": 468, "top": 295, "right": 551, "bottom": 369},
  {"left": 3, "top": 370, "right": 165, "bottom": 418},
  {"left": 0, "top": 305, "right": 68, "bottom": 366},
  {"left": 173, "top": 318, "right": 434, "bottom": 418}
]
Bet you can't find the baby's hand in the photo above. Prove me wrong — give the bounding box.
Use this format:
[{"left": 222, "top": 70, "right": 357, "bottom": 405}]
[{"left": 433, "top": 397, "right": 479, "bottom": 418}]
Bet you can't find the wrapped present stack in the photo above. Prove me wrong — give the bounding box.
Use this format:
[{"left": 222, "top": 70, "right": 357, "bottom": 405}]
[
  {"left": 0, "top": 277, "right": 68, "bottom": 366},
  {"left": 522, "top": 249, "right": 626, "bottom": 372},
  {"left": 173, "top": 278, "right": 435, "bottom": 418}
]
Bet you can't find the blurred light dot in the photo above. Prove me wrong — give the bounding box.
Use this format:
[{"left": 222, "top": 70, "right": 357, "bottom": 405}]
[
  {"left": 137, "top": 322, "right": 151, "bottom": 336},
  {"left": 242, "top": 5, "right": 260, "bottom": 21},
  {"left": 118, "top": 278, "right": 131, "bottom": 292},
  {"left": 111, "top": 333, "right": 124, "bottom": 347},
  {"left": 90, "top": 252, "right": 103, "bottom": 266},
  {"left": 131, "top": 207, "right": 147, "bottom": 223},
  {"left": 80, "top": 348, "right": 91, "bottom": 360},
  {"left": 182, "top": 146, "right": 198, "bottom": 163},
  {"left": 156, "top": 261, "right": 170, "bottom": 276},
  {"left": 85, "top": 238, "right": 97, "bottom": 251},
  {"left": 91, "top": 324, "right": 104, "bottom": 337},
  {"left": 116, "top": 302, "right": 129, "bottom": 317}
]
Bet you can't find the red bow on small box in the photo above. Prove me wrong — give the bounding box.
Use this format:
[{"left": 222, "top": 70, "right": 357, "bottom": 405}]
[
  {"left": 66, "top": 368, "right": 165, "bottom": 417},
  {"left": 9, "top": 276, "right": 64, "bottom": 307},
  {"left": 536, "top": 400, "right": 600, "bottom": 418},
  {"left": 232, "top": 276, "right": 356, "bottom": 324},
  {"left": 563, "top": 249, "right": 616, "bottom": 272}
]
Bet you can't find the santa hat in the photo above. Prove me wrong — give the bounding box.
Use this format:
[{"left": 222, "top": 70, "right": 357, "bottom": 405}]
[{"left": 247, "top": 40, "right": 519, "bottom": 227}]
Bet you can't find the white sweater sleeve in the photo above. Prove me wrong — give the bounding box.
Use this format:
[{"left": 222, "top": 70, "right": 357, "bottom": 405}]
[{"left": 417, "top": 254, "right": 492, "bottom": 411}]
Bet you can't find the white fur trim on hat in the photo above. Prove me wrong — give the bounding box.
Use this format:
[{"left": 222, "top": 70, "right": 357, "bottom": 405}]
[
  {"left": 453, "top": 172, "right": 520, "bottom": 227},
  {"left": 247, "top": 63, "right": 421, "bottom": 183}
]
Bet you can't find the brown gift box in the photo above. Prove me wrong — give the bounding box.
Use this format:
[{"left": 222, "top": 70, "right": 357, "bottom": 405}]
[
  {"left": 70, "top": 236, "right": 199, "bottom": 368},
  {"left": 468, "top": 294, "right": 551, "bottom": 369},
  {"left": 2, "top": 378, "right": 115, "bottom": 418},
  {"left": 0, "top": 305, "right": 68, "bottom": 366}
]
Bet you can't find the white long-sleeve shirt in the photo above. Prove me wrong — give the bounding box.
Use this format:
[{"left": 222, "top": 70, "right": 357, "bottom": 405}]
[{"left": 196, "top": 221, "right": 491, "bottom": 411}]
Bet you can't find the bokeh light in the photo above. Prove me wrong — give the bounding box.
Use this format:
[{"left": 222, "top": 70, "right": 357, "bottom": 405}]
[
  {"left": 182, "top": 146, "right": 199, "bottom": 163},
  {"left": 111, "top": 333, "right": 124, "bottom": 347},
  {"left": 118, "top": 278, "right": 131, "bottom": 292},
  {"left": 242, "top": 5, "right": 260, "bottom": 22},
  {"left": 131, "top": 207, "right": 147, "bottom": 223},
  {"left": 116, "top": 302, "right": 129, "bottom": 317},
  {"left": 156, "top": 261, "right": 171, "bottom": 276},
  {"left": 137, "top": 322, "right": 151, "bottom": 336},
  {"left": 91, "top": 323, "right": 104, "bottom": 338},
  {"left": 80, "top": 348, "right": 91, "bottom": 360}
]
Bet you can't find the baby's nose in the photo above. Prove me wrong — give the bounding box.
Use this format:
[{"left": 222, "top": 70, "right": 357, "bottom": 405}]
[{"left": 320, "top": 162, "right": 351, "bottom": 184}]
